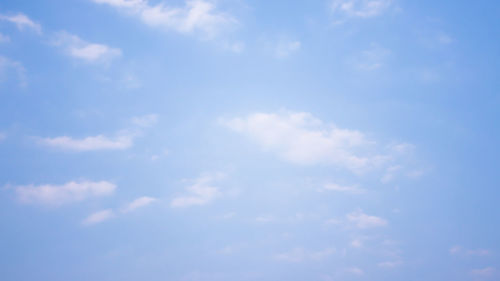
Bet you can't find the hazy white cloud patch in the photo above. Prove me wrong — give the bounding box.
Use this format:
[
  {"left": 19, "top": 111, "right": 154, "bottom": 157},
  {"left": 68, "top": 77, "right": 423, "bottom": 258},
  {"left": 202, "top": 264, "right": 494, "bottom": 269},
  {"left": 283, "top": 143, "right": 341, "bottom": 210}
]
[
  {"left": 274, "top": 248, "right": 335, "bottom": 263},
  {"left": 122, "top": 196, "right": 157, "bottom": 213},
  {"left": 221, "top": 110, "right": 391, "bottom": 172},
  {"left": 52, "top": 31, "right": 122, "bottom": 64},
  {"left": 82, "top": 209, "right": 115, "bottom": 226},
  {"left": 450, "top": 246, "right": 491, "bottom": 257},
  {"left": 378, "top": 260, "right": 403, "bottom": 268},
  {"left": 331, "top": 0, "right": 392, "bottom": 20},
  {"left": 324, "top": 183, "right": 366, "bottom": 194},
  {"left": 275, "top": 40, "right": 301, "bottom": 58},
  {"left": 132, "top": 114, "right": 158, "bottom": 128},
  {"left": 349, "top": 43, "right": 390, "bottom": 71},
  {"left": 0, "top": 13, "right": 42, "bottom": 34},
  {"left": 15, "top": 180, "right": 116, "bottom": 206},
  {"left": 38, "top": 133, "right": 134, "bottom": 151},
  {"left": 470, "top": 267, "right": 495, "bottom": 278},
  {"left": 0, "top": 32, "right": 10, "bottom": 43},
  {"left": 0, "top": 56, "right": 27, "bottom": 87},
  {"left": 92, "top": 0, "right": 237, "bottom": 39},
  {"left": 345, "top": 267, "right": 364, "bottom": 275},
  {"left": 347, "top": 210, "right": 388, "bottom": 229},
  {"left": 0, "top": 132, "right": 6, "bottom": 142},
  {"left": 171, "top": 172, "right": 225, "bottom": 208}
]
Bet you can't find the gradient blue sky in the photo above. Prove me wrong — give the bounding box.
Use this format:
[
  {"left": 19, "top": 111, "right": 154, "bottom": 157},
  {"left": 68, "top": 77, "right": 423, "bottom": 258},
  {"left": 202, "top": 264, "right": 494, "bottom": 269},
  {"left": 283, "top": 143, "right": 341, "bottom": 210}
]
[{"left": 1, "top": 0, "right": 499, "bottom": 280}]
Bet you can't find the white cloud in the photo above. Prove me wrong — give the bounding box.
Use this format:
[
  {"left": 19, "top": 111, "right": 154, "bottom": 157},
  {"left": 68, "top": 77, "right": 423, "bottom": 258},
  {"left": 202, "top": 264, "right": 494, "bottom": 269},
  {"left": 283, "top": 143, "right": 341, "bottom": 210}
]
[
  {"left": 171, "top": 173, "right": 224, "bottom": 208},
  {"left": 0, "top": 56, "right": 26, "bottom": 86},
  {"left": 132, "top": 114, "right": 158, "bottom": 128},
  {"left": 347, "top": 210, "right": 387, "bottom": 229},
  {"left": 0, "top": 32, "right": 10, "bottom": 43},
  {"left": 274, "top": 248, "right": 335, "bottom": 263},
  {"left": 122, "top": 196, "right": 157, "bottom": 213},
  {"left": 0, "top": 13, "right": 42, "bottom": 34},
  {"left": 52, "top": 31, "right": 122, "bottom": 64},
  {"left": 350, "top": 44, "right": 390, "bottom": 71},
  {"left": 15, "top": 180, "right": 116, "bottom": 206},
  {"left": 378, "top": 260, "right": 402, "bottom": 268},
  {"left": 275, "top": 40, "right": 301, "bottom": 58},
  {"left": 82, "top": 209, "right": 115, "bottom": 225},
  {"left": 380, "top": 165, "right": 401, "bottom": 183},
  {"left": 345, "top": 267, "right": 364, "bottom": 275},
  {"left": 324, "top": 183, "right": 366, "bottom": 194},
  {"left": 450, "top": 246, "right": 491, "bottom": 257},
  {"left": 38, "top": 134, "right": 134, "bottom": 151},
  {"left": 222, "top": 110, "right": 388, "bottom": 172},
  {"left": 255, "top": 215, "right": 275, "bottom": 223},
  {"left": 92, "top": 0, "right": 237, "bottom": 39},
  {"left": 470, "top": 267, "right": 495, "bottom": 277},
  {"left": 331, "top": 0, "right": 392, "bottom": 19}
]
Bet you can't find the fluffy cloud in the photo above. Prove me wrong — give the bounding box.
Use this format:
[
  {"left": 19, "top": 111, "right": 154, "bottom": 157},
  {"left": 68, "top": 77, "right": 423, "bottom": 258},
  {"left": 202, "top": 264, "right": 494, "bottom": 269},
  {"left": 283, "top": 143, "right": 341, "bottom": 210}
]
[
  {"left": 331, "top": 0, "right": 392, "bottom": 19},
  {"left": 274, "top": 248, "right": 336, "bottom": 263},
  {"left": 92, "top": 0, "right": 236, "bottom": 39},
  {"left": 222, "top": 111, "right": 388, "bottom": 172},
  {"left": 346, "top": 210, "right": 388, "bottom": 229},
  {"left": 0, "top": 13, "right": 42, "bottom": 34},
  {"left": 15, "top": 180, "right": 116, "bottom": 206},
  {"left": 324, "top": 183, "right": 366, "bottom": 194},
  {"left": 82, "top": 209, "right": 115, "bottom": 225},
  {"left": 275, "top": 40, "right": 301, "bottom": 58},
  {"left": 122, "top": 196, "right": 157, "bottom": 213},
  {"left": 38, "top": 134, "right": 134, "bottom": 151},
  {"left": 171, "top": 173, "right": 224, "bottom": 208},
  {"left": 0, "top": 56, "right": 26, "bottom": 86},
  {"left": 52, "top": 31, "right": 122, "bottom": 64}
]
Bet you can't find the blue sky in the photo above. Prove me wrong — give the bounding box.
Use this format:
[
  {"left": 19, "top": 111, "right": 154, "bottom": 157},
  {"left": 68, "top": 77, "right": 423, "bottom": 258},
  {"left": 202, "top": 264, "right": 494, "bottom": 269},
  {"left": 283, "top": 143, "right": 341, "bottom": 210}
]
[{"left": 0, "top": 0, "right": 499, "bottom": 280}]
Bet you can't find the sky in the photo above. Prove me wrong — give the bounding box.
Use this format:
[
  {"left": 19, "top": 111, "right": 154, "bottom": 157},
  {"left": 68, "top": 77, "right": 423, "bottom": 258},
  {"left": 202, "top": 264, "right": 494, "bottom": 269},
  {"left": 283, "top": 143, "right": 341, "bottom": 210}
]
[{"left": 0, "top": 0, "right": 499, "bottom": 280}]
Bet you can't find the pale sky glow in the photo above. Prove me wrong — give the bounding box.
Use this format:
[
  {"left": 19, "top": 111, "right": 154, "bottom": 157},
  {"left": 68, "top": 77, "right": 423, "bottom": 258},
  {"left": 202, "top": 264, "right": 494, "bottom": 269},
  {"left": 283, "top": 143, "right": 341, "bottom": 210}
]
[{"left": 0, "top": 1, "right": 499, "bottom": 281}]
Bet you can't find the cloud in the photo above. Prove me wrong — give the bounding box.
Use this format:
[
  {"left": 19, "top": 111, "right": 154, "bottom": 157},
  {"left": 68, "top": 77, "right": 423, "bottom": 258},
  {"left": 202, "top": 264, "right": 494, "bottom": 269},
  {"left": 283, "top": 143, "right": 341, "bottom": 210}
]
[
  {"left": 52, "top": 31, "right": 122, "bottom": 64},
  {"left": 122, "top": 196, "right": 157, "bottom": 213},
  {"left": 131, "top": 114, "right": 158, "bottom": 128},
  {"left": 0, "top": 32, "right": 10, "bottom": 43},
  {"left": 331, "top": 0, "right": 392, "bottom": 20},
  {"left": 171, "top": 173, "right": 224, "bottom": 208},
  {"left": 345, "top": 267, "right": 364, "bottom": 275},
  {"left": 275, "top": 40, "right": 301, "bottom": 58},
  {"left": 15, "top": 180, "right": 116, "bottom": 206},
  {"left": 378, "top": 260, "right": 403, "bottom": 268},
  {"left": 350, "top": 44, "right": 390, "bottom": 71},
  {"left": 38, "top": 134, "right": 134, "bottom": 151},
  {"left": 470, "top": 267, "right": 495, "bottom": 278},
  {"left": 0, "top": 132, "right": 5, "bottom": 142},
  {"left": 346, "top": 210, "right": 388, "bottom": 229},
  {"left": 82, "top": 209, "right": 115, "bottom": 225},
  {"left": 324, "top": 183, "right": 366, "bottom": 194},
  {"left": 91, "top": 0, "right": 237, "bottom": 39},
  {"left": 450, "top": 246, "right": 491, "bottom": 257},
  {"left": 222, "top": 110, "right": 388, "bottom": 172},
  {"left": 274, "top": 248, "right": 335, "bottom": 263},
  {"left": 0, "top": 56, "right": 27, "bottom": 87},
  {"left": 0, "top": 13, "right": 42, "bottom": 34}
]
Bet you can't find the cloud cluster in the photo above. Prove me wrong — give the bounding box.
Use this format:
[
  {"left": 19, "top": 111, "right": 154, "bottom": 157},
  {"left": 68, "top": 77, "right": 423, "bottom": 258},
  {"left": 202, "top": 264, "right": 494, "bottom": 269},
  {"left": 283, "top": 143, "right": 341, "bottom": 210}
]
[
  {"left": 0, "top": 13, "right": 42, "bottom": 34},
  {"left": 15, "top": 180, "right": 116, "bottom": 206},
  {"left": 222, "top": 111, "right": 387, "bottom": 172},
  {"left": 331, "top": 0, "right": 392, "bottom": 19},
  {"left": 92, "top": 0, "right": 236, "bottom": 39},
  {"left": 39, "top": 134, "right": 134, "bottom": 151},
  {"left": 346, "top": 210, "right": 388, "bottom": 229}
]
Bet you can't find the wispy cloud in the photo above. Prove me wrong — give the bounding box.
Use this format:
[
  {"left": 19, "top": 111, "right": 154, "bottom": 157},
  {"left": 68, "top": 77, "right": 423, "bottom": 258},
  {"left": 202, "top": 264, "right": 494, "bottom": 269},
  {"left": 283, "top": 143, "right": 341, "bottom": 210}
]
[
  {"left": 221, "top": 110, "right": 388, "bottom": 172},
  {"left": 275, "top": 40, "right": 301, "bottom": 58},
  {"left": 0, "top": 32, "right": 10, "bottom": 43},
  {"left": 349, "top": 43, "right": 390, "bottom": 71},
  {"left": 15, "top": 180, "right": 116, "bottom": 206},
  {"left": 0, "top": 132, "right": 6, "bottom": 142},
  {"left": 470, "top": 267, "right": 495, "bottom": 278},
  {"left": 378, "top": 260, "right": 403, "bottom": 268},
  {"left": 82, "top": 209, "right": 115, "bottom": 226},
  {"left": 345, "top": 267, "right": 364, "bottom": 275},
  {"left": 331, "top": 0, "right": 392, "bottom": 20},
  {"left": 0, "top": 13, "right": 42, "bottom": 34},
  {"left": 346, "top": 210, "right": 388, "bottom": 229},
  {"left": 131, "top": 114, "right": 158, "bottom": 128},
  {"left": 38, "top": 134, "right": 134, "bottom": 151},
  {"left": 450, "top": 246, "right": 491, "bottom": 257},
  {"left": 274, "top": 248, "right": 336, "bottom": 263},
  {"left": 51, "top": 31, "right": 122, "bottom": 64},
  {"left": 122, "top": 196, "right": 157, "bottom": 213},
  {"left": 324, "top": 183, "right": 366, "bottom": 194},
  {"left": 171, "top": 173, "right": 224, "bottom": 208},
  {"left": 0, "top": 56, "right": 27, "bottom": 87},
  {"left": 92, "top": 0, "right": 237, "bottom": 39}
]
